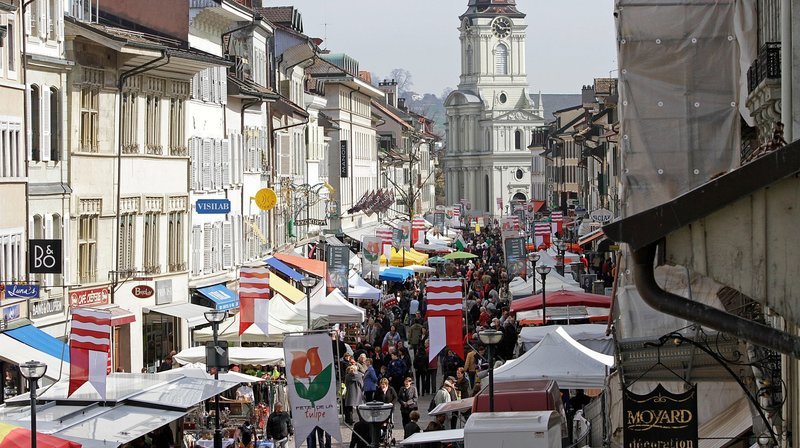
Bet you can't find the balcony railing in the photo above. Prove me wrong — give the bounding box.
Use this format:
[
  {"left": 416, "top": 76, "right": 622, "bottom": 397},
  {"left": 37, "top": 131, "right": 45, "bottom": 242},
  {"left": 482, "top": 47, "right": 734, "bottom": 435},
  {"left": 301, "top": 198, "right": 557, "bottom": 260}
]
[{"left": 747, "top": 42, "right": 781, "bottom": 93}]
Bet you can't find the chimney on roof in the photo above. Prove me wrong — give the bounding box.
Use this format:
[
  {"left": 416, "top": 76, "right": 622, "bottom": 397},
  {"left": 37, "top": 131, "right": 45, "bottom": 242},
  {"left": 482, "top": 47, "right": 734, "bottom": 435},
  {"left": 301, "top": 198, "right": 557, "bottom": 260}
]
[
  {"left": 378, "top": 78, "right": 398, "bottom": 108},
  {"left": 581, "top": 84, "right": 596, "bottom": 108},
  {"left": 398, "top": 97, "right": 407, "bottom": 111}
]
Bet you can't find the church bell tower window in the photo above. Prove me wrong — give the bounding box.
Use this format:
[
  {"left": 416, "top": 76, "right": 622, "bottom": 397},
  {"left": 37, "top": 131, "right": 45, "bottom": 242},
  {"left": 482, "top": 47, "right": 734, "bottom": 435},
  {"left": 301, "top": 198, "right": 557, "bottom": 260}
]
[{"left": 495, "top": 43, "right": 508, "bottom": 75}]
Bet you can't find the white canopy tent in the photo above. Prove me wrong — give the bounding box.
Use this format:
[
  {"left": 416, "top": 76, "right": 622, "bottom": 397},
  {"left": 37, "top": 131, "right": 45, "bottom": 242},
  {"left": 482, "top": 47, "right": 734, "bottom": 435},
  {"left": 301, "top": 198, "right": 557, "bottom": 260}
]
[
  {"left": 299, "top": 288, "right": 366, "bottom": 324},
  {"left": 494, "top": 326, "right": 614, "bottom": 388},
  {"left": 348, "top": 273, "right": 381, "bottom": 301},
  {"left": 509, "top": 274, "right": 582, "bottom": 298},
  {"left": 192, "top": 296, "right": 306, "bottom": 343},
  {"left": 174, "top": 346, "right": 285, "bottom": 366},
  {"left": 519, "top": 324, "right": 614, "bottom": 355},
  {"left": 158, "top": 362, "right": 265, "bottom": 382}
]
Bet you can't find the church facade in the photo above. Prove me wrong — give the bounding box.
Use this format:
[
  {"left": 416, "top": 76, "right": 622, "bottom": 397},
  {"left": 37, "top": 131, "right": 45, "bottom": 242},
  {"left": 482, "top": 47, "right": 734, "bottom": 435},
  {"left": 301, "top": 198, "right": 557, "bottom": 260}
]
[{"left": 443, "top": 0, "right": 547, "bottom": 217}]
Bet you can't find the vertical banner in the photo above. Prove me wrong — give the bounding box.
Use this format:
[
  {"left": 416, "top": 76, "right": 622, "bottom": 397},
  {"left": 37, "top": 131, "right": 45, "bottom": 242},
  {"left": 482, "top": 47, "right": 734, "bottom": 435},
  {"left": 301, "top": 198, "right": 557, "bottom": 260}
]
[
  {"left": 284, "top": 333, "right": 342, "bottom": 447},
  {"left": 411, "top": 217, "right": 426, "bottom": 245},
  {"left": 69, "top": 307, "right": 112, "bottom": 398},
  {"left": 451, "top": 204, "right": 461, "bottom": 226},
  {"left": 326, "top": 245, "right": 350, "bottom": 298},
  {"left": 339, "top": 140, "right": 348, "bottom": 178},
  {"left": 513, "top": 204, "right": 527, "bottom": 232},
  {"left": 361, "top": 236, "right": 382, "bottom": 280},
  {"left": 376, "top": 226, "right": 394, "bottom": 262},
  {"left": 398, "top": 220, "right": 412, "bottom": 250},
  {"left": 239, "top": 267, "right": 271, "bottom": 335},
  {"left": 425, "top": 279, "right": 465, "bottom": 361},
  {"left": 535, "top": 221, "right": 552, "bottom": 248},
  {"left": 623, "top": 384, "right": 697, "bottom": 448},
  {"left": 504, "top": 237, "right": 527, "bottom": 279},
  {"left": 433, "top": 212, "right": 446, "bottom": 234}
]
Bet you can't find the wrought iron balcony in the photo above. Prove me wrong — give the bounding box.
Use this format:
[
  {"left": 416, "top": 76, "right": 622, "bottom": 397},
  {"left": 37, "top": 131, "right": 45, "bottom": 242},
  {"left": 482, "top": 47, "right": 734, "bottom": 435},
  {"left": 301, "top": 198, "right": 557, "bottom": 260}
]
[{"left": 747, "top": 42, "right": 780, "bottom": 93}]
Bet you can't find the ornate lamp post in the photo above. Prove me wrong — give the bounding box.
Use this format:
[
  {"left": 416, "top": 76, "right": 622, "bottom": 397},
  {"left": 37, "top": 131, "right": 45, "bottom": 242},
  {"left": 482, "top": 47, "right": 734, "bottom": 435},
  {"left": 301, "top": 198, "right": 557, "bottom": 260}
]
[
  {"left": 204, "top": 310, "right": 227, "bottom": 448},
  {"left": 555, "top": 240, "right": 567, "bottom": 276},
  {"left": 527, "top": 252, "right": 541, "bottom": 295},
  {"left": 301, "top": 276, "right": 318, "bottom": 329},
  {"left": 357, "top": 401, "right": 394, "bottom": 448},
  {"left": 19, "top": 360, "right": 47, "bottom": 448},
  {"left": 478, "top": 329, "right": 504, "bottom": 412},
  {"left": 536, "top": 265, "right": 552, "bottom": 325}
]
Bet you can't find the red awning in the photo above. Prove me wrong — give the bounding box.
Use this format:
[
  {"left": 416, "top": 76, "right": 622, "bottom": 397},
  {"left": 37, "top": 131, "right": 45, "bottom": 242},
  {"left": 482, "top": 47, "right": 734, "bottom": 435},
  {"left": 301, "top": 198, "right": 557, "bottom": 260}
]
[
  {"left": 578, "top": 228, "right": 606, "bottom": 246},
  {"left": 273, "top": 253, "right": 327, "bottom": 278},
  {"left": 532, "top": 200, "right": 545, "bottom": 212},
  {"left": 510, "top": 290, "right": 612, "bottom": 313}
]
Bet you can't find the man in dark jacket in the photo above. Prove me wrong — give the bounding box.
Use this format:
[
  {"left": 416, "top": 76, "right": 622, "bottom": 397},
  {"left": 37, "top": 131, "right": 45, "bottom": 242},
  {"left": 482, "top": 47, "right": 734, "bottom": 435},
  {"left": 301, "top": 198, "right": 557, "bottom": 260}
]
[{"left": 266, "top": 403, "right": 293, "bottom": 448}]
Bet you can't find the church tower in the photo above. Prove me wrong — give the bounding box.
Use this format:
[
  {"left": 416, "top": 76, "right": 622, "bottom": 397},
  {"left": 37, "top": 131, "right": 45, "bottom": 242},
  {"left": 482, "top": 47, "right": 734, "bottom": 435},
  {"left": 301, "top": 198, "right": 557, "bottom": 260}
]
[{"left": 444, "top": 0, "right": 546, "bottom": 217}]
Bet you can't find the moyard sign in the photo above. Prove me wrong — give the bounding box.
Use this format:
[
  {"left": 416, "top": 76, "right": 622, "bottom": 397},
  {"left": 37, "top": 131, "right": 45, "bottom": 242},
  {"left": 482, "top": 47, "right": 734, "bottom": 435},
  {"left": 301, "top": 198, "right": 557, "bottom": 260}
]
[
  {"left": 589, "top": 208, "right": 614, "bottom": 223},
  {"left": 623, "top": 384, "right": 697, "bottom": 448}
]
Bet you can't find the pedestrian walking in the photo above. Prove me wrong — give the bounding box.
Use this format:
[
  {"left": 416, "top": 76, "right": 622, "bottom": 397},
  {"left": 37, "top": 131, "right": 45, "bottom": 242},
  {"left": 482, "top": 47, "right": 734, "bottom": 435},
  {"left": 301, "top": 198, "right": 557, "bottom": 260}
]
[
  {"left": 266, "top": 403, "right": 293, "bottom": 448},
  {"left": 398, "top": 377, "right": 419, "bottom": 427},
  {"left": 344, "top": 365, "right": 364, "bottom": 425}
]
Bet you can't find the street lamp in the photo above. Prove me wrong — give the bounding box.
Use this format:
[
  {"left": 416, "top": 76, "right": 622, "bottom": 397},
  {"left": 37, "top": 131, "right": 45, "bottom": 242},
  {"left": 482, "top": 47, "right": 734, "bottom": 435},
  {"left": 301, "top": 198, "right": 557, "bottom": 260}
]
[
  {"left": 477, "top": 329, "right": 503, "bottom": 412},
  {"left": 527, "top": 252, "right": 541, "bottom": 294},
  {"left": 301, "top": 276, "right": 318, "bottom": 329},
  {"left": 19, "top": 360, "right": 47, "bottom": 448},
  {"left": 204, "top": 310, "right": 227, "bottom": 448},
  {"left": 536, "top": 265, "right": 552, "bottom": 325},
  {"left": 555, "top": 240, "right": 567, "bottom": 276},
  {"left": 357, "top": 401, "right": 394, "bottom": 448}
]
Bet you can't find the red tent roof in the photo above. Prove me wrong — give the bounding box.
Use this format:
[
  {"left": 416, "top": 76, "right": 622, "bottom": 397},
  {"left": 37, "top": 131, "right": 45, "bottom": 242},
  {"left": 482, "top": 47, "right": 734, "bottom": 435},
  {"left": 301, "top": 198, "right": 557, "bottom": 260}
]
[
  {"left": 510, "top": 290, "right": 612, "bottom": 313},
  {"left": 273, "top": 253, "right": 327, "bottom": 278}
]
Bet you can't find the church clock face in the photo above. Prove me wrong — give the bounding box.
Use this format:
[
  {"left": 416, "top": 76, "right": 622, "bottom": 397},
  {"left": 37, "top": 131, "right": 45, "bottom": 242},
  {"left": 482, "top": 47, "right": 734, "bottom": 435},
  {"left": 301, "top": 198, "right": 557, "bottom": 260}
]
[{"left": 492, "top": 17, "right": 511, "bottom": 38}]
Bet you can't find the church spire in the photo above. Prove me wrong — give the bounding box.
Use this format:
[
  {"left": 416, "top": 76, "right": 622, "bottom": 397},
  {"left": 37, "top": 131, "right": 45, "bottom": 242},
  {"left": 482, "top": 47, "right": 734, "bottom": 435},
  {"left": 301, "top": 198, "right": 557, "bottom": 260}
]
[{"left": 537, "top": 90, "right": 544, "bottom": 117}]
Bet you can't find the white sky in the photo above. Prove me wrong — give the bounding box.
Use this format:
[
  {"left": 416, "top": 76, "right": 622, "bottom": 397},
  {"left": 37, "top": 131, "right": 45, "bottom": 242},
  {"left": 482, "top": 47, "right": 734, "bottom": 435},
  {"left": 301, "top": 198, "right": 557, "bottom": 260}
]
[{"left": 279, "top": 0, "right": 618, "bottom": 95}]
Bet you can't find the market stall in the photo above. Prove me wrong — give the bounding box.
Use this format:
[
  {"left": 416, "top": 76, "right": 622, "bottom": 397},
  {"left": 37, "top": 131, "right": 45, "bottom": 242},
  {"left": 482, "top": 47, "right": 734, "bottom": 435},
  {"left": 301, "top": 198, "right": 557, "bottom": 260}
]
[
  {"left": 518, "top": 324, "right": 614, "bottom": 355},
  {"left": 348, "top": 273, "right": 381, "bottom": 301},
  {"left": 174, "top": 346, "right": 285, "bottom": 366}
]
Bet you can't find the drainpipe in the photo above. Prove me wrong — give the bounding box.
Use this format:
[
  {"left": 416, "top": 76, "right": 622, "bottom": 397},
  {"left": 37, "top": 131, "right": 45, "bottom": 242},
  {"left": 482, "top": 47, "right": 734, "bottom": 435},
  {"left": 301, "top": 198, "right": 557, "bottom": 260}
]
[
  {"left": 780, "top": 0, "right": 792, "bottom": 141},
  {"left": 632, "top": 242, "right": 800, "bottom": 357}
]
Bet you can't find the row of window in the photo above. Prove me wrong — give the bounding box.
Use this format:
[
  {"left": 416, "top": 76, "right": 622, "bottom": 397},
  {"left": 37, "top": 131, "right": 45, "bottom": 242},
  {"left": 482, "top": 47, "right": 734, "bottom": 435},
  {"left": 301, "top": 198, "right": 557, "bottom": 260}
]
[
  {"left": 0, "top": 120, "right": 23, "bottom": 178},
  {"left": 27, "top": 0, "right": 63, "bottom": 42},
  {"left": 463, "top": 43, "right": 509, "bottom": 76},
  {"left": 0, "top": 229, "right": 23, "bottom": 283},
  {"left": 189, "top": 212, "right": 270, "bottom": 277}
]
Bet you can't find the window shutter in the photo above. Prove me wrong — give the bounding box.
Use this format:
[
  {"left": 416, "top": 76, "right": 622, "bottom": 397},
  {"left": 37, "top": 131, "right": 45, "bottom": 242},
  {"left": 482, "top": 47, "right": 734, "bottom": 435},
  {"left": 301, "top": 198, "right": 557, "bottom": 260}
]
[
  {"left": 38, "top": 2, "right": 47, "bottom": 39},
  {"left": 41, "top": 87, "right": 51, "bottom": 161},
  {"left": 56, "top": 0, "right": 63, "bottom": 41},
  {"left": 279, "top": 134, "right": 290, "bottom": 175},
  {"left": 188, "top": 137, "right": 196, "bottom": 190},
  {"left": 222, "top": 221, "right": 232, "bottom": 269},
  {"left": 214, "top": 139, "right": 222, "bottom": 189},
  {"left": 203, "top": 223, "right": 212, "bottom": 273},
  {"left": 202, "top": 138, "right": 212, "bottom": 190},
  {"left": 233, "top": 214, "right": 240, "bottom": 266},
  {"left": 212, "top": 222, "right": 221, "bottom": 272},
  {"left": 222, "top": 139, "right": 230, "bottom": 187},
  {"left": 25, "top": 85, "right": 32, "bottom": 160},
  {"left": 25, "top": 3, "right": 32, "bottom": 35},
  {"left": 202, "top": 69, "right": 210, "bottom": 102},
  {"left": 220, "top": 67, "right": 227, "bottom": 105},
  {"left": 192, "top": 225, "right": 202, "bottom": 276}
]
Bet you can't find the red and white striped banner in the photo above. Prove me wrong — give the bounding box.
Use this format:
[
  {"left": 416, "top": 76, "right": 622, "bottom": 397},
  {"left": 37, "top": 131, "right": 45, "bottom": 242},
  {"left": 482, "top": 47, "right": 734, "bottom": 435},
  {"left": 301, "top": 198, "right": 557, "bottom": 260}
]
[
  {"left": 69, "top": 307, "right": 112, "bottom": 398},
  {"left": 551, "top": 211, "right": 564, "bottom": 234},
  {"left": 426, "top": 279, "right": 464, "bottom": 361},
  {"left": 535, "top": 221, "right": 552, "bottom": 247},
  {"left": 240, "top": 266, "right": 271, "bottom": 335},
  {"left": 411, "top": 217, "right": 426, "bottom": 245}
]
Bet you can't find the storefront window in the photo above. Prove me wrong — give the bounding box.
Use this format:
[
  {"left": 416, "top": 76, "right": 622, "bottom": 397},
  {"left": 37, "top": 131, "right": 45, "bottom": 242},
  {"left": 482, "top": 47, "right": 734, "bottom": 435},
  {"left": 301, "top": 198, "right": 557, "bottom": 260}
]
[
  {"left": 2, "top": 363, "right": 19, "bottom": 403},
  {"left": 143, "top": 312, "right": 178, "bottom": 372}
]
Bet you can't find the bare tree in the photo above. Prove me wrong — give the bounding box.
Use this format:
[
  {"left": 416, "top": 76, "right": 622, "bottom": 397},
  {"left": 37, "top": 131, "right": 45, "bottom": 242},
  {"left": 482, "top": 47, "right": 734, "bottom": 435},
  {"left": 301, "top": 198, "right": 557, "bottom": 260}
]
[
  {"left": 389, "top": 68, "right": 413, "bottom": 94},
  {"left": 441, "top": 87, "right": 454, "bottom": 101}
]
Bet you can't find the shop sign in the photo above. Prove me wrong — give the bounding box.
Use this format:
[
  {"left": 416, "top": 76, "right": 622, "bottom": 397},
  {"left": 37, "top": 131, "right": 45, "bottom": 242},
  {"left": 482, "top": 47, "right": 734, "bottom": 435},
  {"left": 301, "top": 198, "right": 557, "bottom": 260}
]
[
  {"left": 623, "top": 384, "right": 697, "bottom": 448},
  {"left": 2, "top": 304, "right": 20, "bottom": 323},
  {"left": 69, "top": 286, "right": 110, "bottom": 308},
  {"left": 340, "top": 140, "right": 348, "bottom": 178},
  {"left": 30, "top": 297, "right": 64, "bottom": 319},
  {"left": 132, "top": 285, "right": 155, "bottom": 299},
  {"left": 155, "top": 279, "right": 173, "bottom": 305},
  {"left": 4, "top": 284, "right": 40, "bottom": 299},
  {"left": 196, "top": 199, "right": 231, "bottom": 215},
  {"left": 28, "top": 239, "right": 62, "bottom": 274},
  {"left": 326, "top": 245, "right": 350, "bottom": 297},
  {"left": 589, "top": 208, "right": 614, "bottom": 223}
]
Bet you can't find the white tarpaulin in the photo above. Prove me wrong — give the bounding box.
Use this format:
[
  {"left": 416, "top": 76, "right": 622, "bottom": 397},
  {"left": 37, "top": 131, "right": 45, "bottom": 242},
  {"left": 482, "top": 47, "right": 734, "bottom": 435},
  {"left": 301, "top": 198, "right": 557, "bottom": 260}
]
[
  {"left": 519, "top": 324, "right": 614, "bottom": 355},
  {"left": 348, "top": 273, "right": 381, "bottom": 301},
  {"left": 284, "top": 333, "right": 342, "bottom": 447},
  {"left": 192, "top": 298, "right": 305, "bottom": 343},
  {"left": 174, "top": 346, "right": 285, "bottom": 366},
  {"left": 494, "top": 326, "right": 614, "bottom": 388},
  {"left": 509, "top": 274, "right": 582, "bottom": 298},
  {"left": 298, "top": 288, "right": 365, "bottom": 324}
]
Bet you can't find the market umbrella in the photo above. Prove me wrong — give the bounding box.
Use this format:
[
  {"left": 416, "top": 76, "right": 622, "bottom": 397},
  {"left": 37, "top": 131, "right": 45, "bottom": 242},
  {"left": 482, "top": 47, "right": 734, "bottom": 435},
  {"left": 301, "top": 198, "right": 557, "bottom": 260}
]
[
  {"left": 443, "top": 251, "right": 478, "bottom": 260},
  {"left": 428, "top": 256, "right": 449, "bottom": 264},
  {"left": 0, "top": 423, "right": 82, "bottom": 448},
  {"left": 407, "top": 265, "right": 436, "bottom": 274}
]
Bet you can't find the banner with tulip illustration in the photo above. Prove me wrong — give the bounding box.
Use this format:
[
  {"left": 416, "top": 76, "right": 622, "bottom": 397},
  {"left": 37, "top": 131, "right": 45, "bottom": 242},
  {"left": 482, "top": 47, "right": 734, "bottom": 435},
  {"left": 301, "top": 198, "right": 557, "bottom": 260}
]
[
  {"left": 362, "top": 236, "right": 382, "bottom": 280},
  {"left": 283, "top": 333, "right": 342, "bottom": 448}
]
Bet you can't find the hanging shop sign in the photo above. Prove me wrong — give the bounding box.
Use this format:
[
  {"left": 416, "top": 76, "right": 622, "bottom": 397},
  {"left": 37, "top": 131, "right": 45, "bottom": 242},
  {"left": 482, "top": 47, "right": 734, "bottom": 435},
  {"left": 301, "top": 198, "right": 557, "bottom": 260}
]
[
  {"left": 340, "top": 140, "right": 349, "bottom": 178},
  {"left": 69, "top": 286, "right": 110, "bottom": 308},
  {"left": 132, "top": 285, "right": 155, "bottom": 299},
  {"left": 504, "top": 237, "right": 527, "bottom": 279},
  {"left": 326, "top": 245, "right": 350, "bottom": 297},
  {"left": 28, "top": 239, "right": 62, "bottom": 274},
  {"left": 623, "top": 384, "right": 697, "bottom": 448},
  {"left": 254, "top": 188, "right": 278, "bottom": 211},
  {"left": 155, "top": 279, "right": 173, "bottom": 305},
  {"left": 196, "top": 199, "right": 231, "bottom": 214},
  {"left": 4, "top": 284, "right": 40, "bottom": 299},
  {"left": 589, "top": 208, "right": 614, "bottom": 223},
  {"left": 433, "top": 212, "right": 446, "bottom": 234}
]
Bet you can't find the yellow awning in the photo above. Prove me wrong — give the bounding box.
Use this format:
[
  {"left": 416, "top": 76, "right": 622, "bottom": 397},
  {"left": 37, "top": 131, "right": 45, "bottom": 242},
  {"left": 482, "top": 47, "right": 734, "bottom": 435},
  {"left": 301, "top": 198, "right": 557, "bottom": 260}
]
[
  {"left": 270, "top": 274, "right": 305, "bottom": 303},
  {"left": 380, "top": 248, "right": 429, "bottom": 267}
]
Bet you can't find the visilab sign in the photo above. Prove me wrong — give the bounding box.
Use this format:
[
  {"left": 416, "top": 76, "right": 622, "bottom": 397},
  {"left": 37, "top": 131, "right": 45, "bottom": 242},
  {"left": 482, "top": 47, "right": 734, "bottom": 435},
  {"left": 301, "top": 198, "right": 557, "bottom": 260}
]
[{"left": 195, "top": 199, "right": 231, "bottom": 214}]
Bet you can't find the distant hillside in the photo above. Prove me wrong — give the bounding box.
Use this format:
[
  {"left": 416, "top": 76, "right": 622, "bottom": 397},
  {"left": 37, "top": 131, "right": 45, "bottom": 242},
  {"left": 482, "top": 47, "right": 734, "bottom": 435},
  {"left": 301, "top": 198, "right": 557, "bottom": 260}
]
[{"left": 399, "top": 91, "right": 584, "bottom": 136}]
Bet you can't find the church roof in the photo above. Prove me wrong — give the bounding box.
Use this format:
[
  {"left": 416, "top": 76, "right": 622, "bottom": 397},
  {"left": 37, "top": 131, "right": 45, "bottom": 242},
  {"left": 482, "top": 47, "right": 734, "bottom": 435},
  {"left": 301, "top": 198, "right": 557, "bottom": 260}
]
[{"left": 461, "top": 0, "right": 525, "bottom": 19}]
